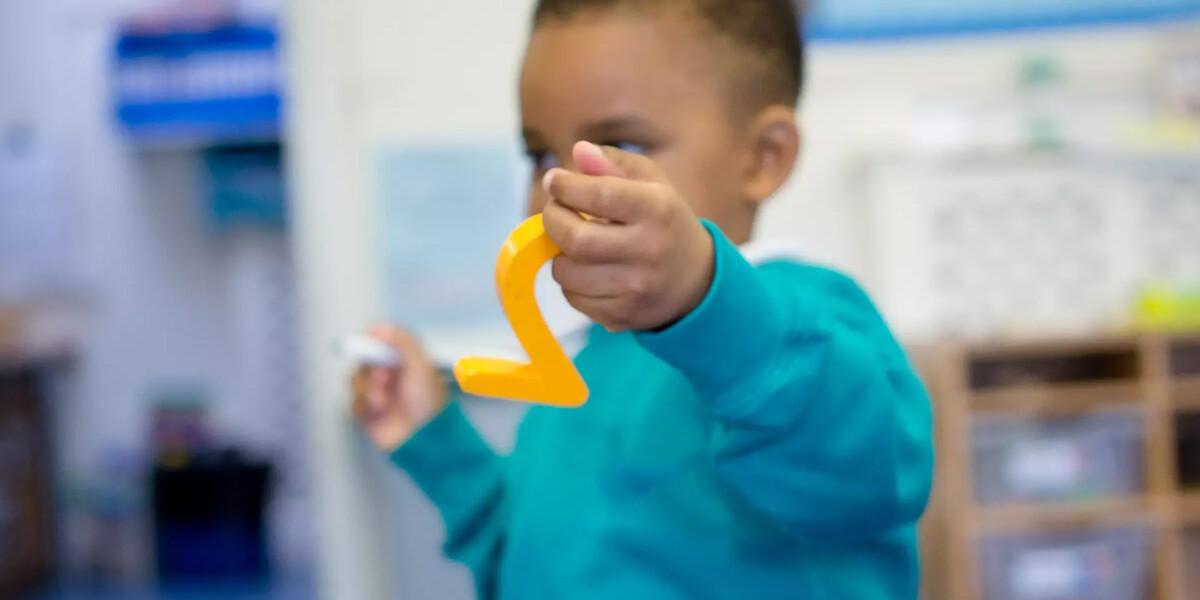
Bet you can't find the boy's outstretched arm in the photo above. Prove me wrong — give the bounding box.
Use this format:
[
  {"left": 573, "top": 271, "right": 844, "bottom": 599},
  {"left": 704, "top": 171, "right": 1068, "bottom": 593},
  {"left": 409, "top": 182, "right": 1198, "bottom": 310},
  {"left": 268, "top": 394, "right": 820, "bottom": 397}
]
[
  {"left": 634, "top": 229, "right": 935, "bottom": 543},
  {"left": 352, "top": 327, "right": 509, "bottom": 599},
  {"left": 542, "top": 142, "right": 933, "bottom": 544}
]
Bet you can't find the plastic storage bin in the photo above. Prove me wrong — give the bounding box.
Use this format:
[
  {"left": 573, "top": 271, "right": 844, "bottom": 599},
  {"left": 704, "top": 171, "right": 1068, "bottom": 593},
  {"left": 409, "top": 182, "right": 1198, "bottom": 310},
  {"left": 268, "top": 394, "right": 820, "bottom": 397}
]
[
  {"left": 972, "top": 411, "right": 1143, "bottom": 505},
  {"left": 1178, "top": 412, "right": 1200, "bottom": 489},
  {"left": 1169, "top": 339, "right": 1200, "bottom": 377},
  {"left": 979, "top": 526, "right": 1152, "bottom": 600},
  {"left": 1185, "top": 527, "right": 1200, "bottom": 600}
]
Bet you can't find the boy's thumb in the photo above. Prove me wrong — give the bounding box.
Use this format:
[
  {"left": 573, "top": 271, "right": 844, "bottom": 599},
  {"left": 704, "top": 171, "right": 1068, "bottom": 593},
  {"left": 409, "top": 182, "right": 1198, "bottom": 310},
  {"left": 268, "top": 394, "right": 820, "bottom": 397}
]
[{"left": 573, "top": 141, "right": 661, "bottom": 182}]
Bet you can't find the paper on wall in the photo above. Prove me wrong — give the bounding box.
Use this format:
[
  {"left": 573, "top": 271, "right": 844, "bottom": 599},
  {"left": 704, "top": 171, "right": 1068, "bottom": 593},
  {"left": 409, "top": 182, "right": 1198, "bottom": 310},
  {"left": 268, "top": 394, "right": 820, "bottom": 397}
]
[{"left": 374, "top": 142, "right": 588, "bottom": 365}]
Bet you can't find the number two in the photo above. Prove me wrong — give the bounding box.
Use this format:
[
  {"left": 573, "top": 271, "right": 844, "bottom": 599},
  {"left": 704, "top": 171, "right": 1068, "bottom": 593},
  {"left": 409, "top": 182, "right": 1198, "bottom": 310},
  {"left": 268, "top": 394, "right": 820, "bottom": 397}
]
[{"left": 453, "top": 215, "right": 589, "bottom": 407}]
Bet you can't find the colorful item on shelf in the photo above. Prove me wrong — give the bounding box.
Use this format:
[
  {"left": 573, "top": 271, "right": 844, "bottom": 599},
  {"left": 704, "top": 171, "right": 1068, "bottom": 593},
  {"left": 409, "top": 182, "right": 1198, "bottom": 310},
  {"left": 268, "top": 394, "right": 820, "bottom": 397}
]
[{"left": 1133, "top": 285, "right": 1200, "bottom": 332}]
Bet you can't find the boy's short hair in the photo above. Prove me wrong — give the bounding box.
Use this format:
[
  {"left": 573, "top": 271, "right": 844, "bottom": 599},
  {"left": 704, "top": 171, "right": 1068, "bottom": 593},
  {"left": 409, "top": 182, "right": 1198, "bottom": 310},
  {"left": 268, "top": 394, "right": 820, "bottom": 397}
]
[{"left": 532, "top": 0, "right": 804, "bottom": 113}]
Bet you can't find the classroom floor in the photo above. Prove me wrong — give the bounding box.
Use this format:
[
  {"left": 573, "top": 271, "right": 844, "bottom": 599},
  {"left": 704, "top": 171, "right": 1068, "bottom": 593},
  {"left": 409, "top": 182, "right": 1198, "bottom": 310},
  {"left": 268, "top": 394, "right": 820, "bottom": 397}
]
[{"left": 19, "top": 574, "right": 316, "bottom": 600}]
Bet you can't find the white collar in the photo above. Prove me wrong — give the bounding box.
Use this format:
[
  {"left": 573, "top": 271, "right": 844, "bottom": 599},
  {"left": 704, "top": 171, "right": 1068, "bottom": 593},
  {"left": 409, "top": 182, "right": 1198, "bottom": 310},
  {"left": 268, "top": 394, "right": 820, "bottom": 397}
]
[{"left": 739, "top": 239, "right": 809, "bottom": 266}]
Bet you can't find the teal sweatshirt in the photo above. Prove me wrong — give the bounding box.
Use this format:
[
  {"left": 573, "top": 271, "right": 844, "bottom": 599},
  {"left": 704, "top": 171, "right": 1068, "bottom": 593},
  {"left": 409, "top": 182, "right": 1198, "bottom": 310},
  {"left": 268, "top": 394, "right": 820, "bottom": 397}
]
[{"left": 391, "top": 222, "right": 934, "bottom": 600}]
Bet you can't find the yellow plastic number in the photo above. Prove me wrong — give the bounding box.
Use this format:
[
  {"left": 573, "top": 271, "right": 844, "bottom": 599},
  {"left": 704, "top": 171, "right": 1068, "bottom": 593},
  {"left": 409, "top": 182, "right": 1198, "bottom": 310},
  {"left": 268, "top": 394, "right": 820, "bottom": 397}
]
[{"left": 453, "top": 215, "right": 589, "bottom": 407}]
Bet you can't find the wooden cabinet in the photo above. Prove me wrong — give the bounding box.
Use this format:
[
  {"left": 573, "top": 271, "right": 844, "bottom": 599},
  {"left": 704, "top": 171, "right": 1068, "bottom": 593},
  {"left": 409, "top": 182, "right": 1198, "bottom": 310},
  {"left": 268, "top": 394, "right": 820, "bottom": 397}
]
[
  {"left": 919, "top": 334, "right": 1200, "bottom": 600},
  {"left": 0, "top": 368, "right": 54, "bottom": 599}
]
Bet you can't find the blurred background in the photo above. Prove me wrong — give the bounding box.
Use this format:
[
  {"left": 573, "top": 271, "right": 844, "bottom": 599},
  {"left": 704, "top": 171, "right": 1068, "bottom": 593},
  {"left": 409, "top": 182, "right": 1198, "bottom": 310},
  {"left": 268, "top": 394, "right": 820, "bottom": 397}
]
[{"left": 0, "top": 0, "right": 1198, "bottom": 599}]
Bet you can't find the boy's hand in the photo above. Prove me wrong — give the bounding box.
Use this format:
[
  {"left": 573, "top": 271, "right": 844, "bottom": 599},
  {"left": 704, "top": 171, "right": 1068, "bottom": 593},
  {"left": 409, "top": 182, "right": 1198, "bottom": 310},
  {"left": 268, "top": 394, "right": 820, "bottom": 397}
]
[
  {"left": 542, "top": 141, "right": 715, "bottom": 332},
  {"left": 350, "top": 325, "right": 447, "bottom": 451}
]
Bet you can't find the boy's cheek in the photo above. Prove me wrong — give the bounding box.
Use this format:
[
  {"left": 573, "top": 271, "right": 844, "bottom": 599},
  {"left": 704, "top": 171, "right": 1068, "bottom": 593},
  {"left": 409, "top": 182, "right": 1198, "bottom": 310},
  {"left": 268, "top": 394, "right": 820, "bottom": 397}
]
[{"left": 526, "top": 188, "right": 550, "bottom": 217}]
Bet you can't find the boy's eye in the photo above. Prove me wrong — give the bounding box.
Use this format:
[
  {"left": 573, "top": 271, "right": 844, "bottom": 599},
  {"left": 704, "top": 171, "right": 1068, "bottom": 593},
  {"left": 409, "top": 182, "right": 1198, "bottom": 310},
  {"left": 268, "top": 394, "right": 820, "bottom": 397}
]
[
  {"left": 526, "top": 150, "right": 559, "bottom": 172},
  {"left": 608, "top": 141, "right": 647, "bottom": 155}
]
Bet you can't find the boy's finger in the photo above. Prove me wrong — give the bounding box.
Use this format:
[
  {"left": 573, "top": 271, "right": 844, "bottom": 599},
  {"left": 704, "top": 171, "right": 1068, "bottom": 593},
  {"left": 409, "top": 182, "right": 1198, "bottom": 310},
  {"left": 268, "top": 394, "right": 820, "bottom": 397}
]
[
  {"left": 543, "top": 200, "right": 639, "bottom": 262},
  {"left": 351, "top": 368, "right": 370, "bottom": 400},
  {"left": 543, "top": 169, "right": 659, "bottom": 224},
  {"left": 364, "top": 384, "right": 389, "bottom": 413},
  {"left": 561, "top": 292, "right": 632, "bottom": 332},
  {"left": 351, "top": 366, "right": 385, "bottom": 394},
  {"left": 351, "top": 366, "right": 391, "bottom": 407},
  {"left": 367, "top": 365, "right": 392, "bottom": 387},
  {"left": 550, "top": 256, "right": 625, "bottom": 298},
  {"left": 368, "top": 325, "right": 423, "bottom": 365},
  {"left": 352, "top": 364, "right": 369, "bottom": 383},
  {"left": 573, "top": 141, "right": 664, "bottom": 183}
]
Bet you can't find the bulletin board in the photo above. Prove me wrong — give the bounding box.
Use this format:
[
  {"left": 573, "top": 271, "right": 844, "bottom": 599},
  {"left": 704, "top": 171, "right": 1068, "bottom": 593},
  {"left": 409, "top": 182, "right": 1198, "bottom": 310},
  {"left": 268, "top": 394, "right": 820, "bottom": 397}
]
[{"left": 860, "top": 153, "right": 1200, "bottom": 341}]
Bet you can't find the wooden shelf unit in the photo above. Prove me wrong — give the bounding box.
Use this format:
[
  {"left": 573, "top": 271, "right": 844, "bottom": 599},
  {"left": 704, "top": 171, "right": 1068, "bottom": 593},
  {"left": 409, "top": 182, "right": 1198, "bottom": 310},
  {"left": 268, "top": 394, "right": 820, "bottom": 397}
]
[
  {"left": 972, "top": 496, "right": 1154, "bottom": 533},
  {"left": 1182, "top": 491, "right": 1200, "bottom": 525},
  {"left": 918, "top": 334, "right": 1200, "bottom": 600},
  {"left": 1172, "top": 377, "right": 1200, "bottom": 410},
  {"left": 971, "top": 381, "right": 1144, "bottom": 415}
]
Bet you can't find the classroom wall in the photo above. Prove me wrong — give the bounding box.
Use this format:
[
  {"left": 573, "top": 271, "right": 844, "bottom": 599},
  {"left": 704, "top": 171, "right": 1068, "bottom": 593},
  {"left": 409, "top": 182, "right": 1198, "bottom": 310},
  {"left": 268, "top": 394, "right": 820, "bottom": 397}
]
[
  {"left": 1, "top": 0, "right": 228, "bottom": 490},
  {"left": 765, "top": 26, "right": 1168, "bottom": 277},
  {"left": 769, "top": 26, "right": 1184, "bottom": 346},
  {"left": 1, "top": 0, "right": 311, "bottom": 574}
]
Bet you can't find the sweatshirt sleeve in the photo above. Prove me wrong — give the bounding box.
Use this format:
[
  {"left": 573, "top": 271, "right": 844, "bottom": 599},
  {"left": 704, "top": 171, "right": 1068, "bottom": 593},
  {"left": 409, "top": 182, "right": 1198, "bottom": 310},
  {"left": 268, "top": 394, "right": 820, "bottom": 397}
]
[
  {"left": 390, "top": 402, "right": 508, "bottom": 599},
  {"left": 634, "top": 221, "right": 934, "bottom": 544}
]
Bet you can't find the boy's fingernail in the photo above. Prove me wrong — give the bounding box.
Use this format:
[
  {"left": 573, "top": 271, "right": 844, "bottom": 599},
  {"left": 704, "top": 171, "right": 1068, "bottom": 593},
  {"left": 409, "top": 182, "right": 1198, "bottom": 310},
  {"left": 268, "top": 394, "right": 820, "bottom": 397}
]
[
  {"left": 542, "top": 169, "right": 556, "bottom": 194},
  {"left": 576, "top": 140, "right": 603, "bottom": 157}
]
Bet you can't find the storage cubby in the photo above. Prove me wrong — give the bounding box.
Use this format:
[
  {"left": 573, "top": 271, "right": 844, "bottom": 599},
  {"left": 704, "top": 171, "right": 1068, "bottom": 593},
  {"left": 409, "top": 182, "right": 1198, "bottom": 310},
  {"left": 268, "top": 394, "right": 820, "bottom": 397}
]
[
  {"left": 1185, "top": 527, "right": 1200, "bottom": 600},
  {"left": 972, "top": 411, "right": 1144, "bottom": 505},
  {"left": 1177, "top": 412, "right": 1200, "bottom": 490},
  {"left": 978, "top": 526, "right": 1153, "bottom": 600},
  {"left": 968, "top": 347, "right": 1141, "bottom": 390},
  {"left": 1168, "top": 338, "right": 1200, "bottom": 378},
  {"left": 920, "top": 334, "right": 1198, "bottom": 600}
]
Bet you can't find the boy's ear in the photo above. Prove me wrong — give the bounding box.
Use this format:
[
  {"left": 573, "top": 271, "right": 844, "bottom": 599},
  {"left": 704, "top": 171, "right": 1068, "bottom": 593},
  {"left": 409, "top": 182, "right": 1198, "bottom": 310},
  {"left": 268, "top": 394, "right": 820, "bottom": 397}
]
[{"left": 743, "top": 105, "right": 801, "bottom": 205}]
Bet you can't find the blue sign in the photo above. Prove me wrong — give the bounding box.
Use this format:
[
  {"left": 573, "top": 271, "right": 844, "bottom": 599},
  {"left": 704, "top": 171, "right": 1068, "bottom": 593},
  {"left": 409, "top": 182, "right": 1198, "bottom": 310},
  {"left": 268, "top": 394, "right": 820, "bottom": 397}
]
[
  {"left": 115, "top": 24, "right": 281, "bottom": 144},
  {"left": 806, "top": 0, "right": 1200, "bottom": 41}
]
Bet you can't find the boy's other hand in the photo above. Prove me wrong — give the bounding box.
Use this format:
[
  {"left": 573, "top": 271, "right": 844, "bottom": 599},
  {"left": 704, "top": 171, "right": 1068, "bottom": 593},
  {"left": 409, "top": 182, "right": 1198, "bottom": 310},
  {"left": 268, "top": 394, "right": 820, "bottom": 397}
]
[
  {"left": 542, "top": 141, "right": 715, "bottom": 332},
  {"left": 351, "top": 325, "right": 447, "bottom": 451}
]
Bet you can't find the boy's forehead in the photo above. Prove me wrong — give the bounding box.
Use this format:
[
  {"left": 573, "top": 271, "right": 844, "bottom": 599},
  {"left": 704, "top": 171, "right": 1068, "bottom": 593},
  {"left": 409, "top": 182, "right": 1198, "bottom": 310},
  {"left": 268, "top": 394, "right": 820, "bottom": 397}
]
[{"left": 520, "top": 12, "right": 726, "bottom": 133}]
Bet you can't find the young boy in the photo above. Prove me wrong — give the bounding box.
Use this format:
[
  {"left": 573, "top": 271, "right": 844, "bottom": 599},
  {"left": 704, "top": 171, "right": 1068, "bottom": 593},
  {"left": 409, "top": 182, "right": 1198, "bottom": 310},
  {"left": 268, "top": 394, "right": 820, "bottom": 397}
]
[{"left": 352, "top": 1, "right": 933, "bottom": 598}]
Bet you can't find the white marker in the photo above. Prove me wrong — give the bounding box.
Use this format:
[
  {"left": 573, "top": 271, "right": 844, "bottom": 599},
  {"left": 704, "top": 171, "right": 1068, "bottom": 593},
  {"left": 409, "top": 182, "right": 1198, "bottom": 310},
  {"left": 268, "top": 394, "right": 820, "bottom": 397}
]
[{"left": 336, "top": 335, "right": 402, "bottom": 368}]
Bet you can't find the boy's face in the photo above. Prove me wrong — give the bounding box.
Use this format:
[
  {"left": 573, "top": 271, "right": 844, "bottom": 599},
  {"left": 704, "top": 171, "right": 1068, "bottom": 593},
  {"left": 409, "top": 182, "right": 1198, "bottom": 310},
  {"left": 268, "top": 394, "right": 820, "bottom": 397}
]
[{"left": 520, "top": 10, "right": 757, "bottom": 235}]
